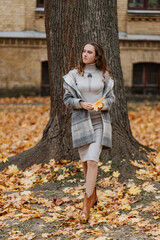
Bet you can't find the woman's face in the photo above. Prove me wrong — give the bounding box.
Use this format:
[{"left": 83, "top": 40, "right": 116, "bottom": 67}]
[{"left": 82, "top": 44, "right": 97, "bottom": 64}]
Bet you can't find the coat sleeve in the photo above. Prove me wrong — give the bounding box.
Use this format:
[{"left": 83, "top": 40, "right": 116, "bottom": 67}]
[
  {"left": 101, "top": 89, "right": 116, "bottom": 111},
  {"left": 63, "top": 80, "right": 84, "bottom": 110}
]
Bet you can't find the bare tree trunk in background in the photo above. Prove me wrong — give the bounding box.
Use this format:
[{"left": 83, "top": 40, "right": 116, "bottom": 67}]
[{"left": 1, "top": 0, "right": 155, "bottom": 180}]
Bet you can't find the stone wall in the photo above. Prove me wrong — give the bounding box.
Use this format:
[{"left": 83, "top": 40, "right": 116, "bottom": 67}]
[
  {"left": 0, "top": 38, "right": 47, "bottom": 95},
  {"left": 120, "top": 40, "right": 160, "bottom": 87},
  {"left": 126, "top": 14, "right": 160, "bottom": 35},
  {"left": 117, "top": 0, "right": 128, "bottom": 32},
  {"left": 117, "top": 0, "right": 160, "bottom": 35},
  {"left": 0, "top": 0, "right": 26, "bottom": 32},
  {"left": 35, "top": 11, "right": 45, "bottom": 32},
  {"left": 25, "top": 0, "right": 36, "bottom": 31},
  {"left": 0, "top": 0, "right": 160, "bottom": 96},
  {"left": 0, "top": 0, "right": 45, "bottom": 32}
]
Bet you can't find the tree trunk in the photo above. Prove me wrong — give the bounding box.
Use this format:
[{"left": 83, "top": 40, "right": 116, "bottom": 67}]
[{"left": 0, "top": 0, "right": 156, "bottom": 180}]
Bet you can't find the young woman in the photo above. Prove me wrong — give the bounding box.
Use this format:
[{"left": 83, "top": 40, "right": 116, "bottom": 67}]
[{"left": 63, "top": 41, "right": 116, "bottom": 221}]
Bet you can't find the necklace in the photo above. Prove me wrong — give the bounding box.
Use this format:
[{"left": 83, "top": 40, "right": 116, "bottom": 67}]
[
  {"left": 86, "top": 71, "right": 97, "bottom": 92},
  {"left": 84, "top": 69, "right": 97, "bottom": 79},
  {"left": 84, "top": 65, "right": 97, "bottom": 91}
]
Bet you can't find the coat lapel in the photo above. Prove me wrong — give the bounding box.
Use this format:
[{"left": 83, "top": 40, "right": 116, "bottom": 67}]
[
  {"left": 102, "top": 77, "right": 114, "bottom": 97},
  {"left": 63, "top": 72, "right": 83, "bottom": 99}
]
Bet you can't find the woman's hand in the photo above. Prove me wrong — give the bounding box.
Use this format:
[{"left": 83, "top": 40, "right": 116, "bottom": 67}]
[
  {"left": 98, "top": 103, "right": 104, "bottom": 110},
  {"left": 80, "top": 101, "right": 94, "bottom": 111}
]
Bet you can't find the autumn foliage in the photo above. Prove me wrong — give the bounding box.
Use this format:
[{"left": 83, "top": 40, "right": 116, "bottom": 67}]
[{"left": 0, "top": 97, "right": 160, "bottom": 239}]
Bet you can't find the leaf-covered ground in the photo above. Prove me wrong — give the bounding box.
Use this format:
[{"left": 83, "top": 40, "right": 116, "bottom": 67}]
[{"left": 0, "top": 97, "right": 160, "bottom": 240}]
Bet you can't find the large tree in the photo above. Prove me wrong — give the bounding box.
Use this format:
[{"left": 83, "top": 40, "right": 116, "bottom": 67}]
[{"left": 0, "top": 0, "right": 155, "bottom": 180}]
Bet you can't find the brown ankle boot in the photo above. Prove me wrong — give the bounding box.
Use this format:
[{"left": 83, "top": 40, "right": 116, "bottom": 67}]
[
  {"left": 81, "top": 192, "right": 94, "bottom": 221},
  {"left": 90, "top": 187, "right": 98, "bottom": 208}
]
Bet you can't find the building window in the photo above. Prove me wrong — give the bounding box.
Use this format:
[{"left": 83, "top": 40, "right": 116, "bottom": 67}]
[
  {"left": 37, "top": 0, "right": 44, "bottom": 8},
  {"left": 132, "top": 63, "right": 160, "bottom": 95},
  {"left": 128, "top": 0, "right": 160, "bottom": 10}
]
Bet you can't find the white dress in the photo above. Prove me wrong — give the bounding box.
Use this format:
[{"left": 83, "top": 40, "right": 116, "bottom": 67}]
[{"left": 76, "top": 63, "right": 104, "bottom": 162}]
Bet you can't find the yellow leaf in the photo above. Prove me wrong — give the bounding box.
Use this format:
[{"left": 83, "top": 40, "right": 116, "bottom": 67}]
[
  {"left": 76, "top": 229, "right": 84, "bottom": 236},
  {"left": 128, "top": 186, "right": 141, "bottom": 195},
  {"left": 42, "top": 233, "right": 51, "bottom": 238},
  {"left": 41, "top": 216, "right": 57, "bottom": 222},
  {"left": 49, "top": 159, "right": 56, "bottom": 166},
  {"left": 143, "top": 183, "right": 157, "bottom": 193},
  {"left": 92, "top": 96, "right": 105, "bottom": 111},
  {"left": 106, "top": 211, "right": 118, "bottom": 220},
  {"left": 95, "top": 237, "right": 107, "bottom": 240},
  {"left": 119, "top": 204, "right": 131, "bottom": 211},
  {"left": 62, "top": 187, "right": 73, "bottom": 193},
  {"left": 7, "top": 164, "right": 19, "bottom": 175},
  {"left": 0, "top": 185, "right": 6, "bottom": 190},
  {"left": 118, "top": 214, "right": 128, "bottom": 222},
  {"left": 103, "top": 226, "right": 110, "bottom": 233},
  {"left": 100, "top": 165, "right": 111, "bottom": 172},
  {"left": 112, "top": 171, "right": 120, "bottom": 178},
  {"left": 104, "top": 189, "right": 116, "bottom": 197},
  {"left": 154, "top": 152, "right": 160, "bottom": 164},
  {"left": 24, "top": 232, "right": 36, "bottom": 239},
  {"left": 129, "top": 216, "right": 142, "bottom": 223},
  {"left": 54, "top": 206, "right": 62, "bottom": 211},
  {"left": 57, "top": 175, "right": 65, "bottom": 181},
  {"left": 0, "top": 158, "right": 8, "bottom": 163},
  {"left": 130, "top": 160, "right": 145, "bottom": 168},
  {"left": 137, "top": 220, "right": 150, "bottom": 227}
]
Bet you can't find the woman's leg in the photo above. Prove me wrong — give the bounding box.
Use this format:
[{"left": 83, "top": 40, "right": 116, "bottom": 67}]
[
  {"left": 82, "top": 161, "right": 87, "bottom": 180},
  {"left": 81, "top": 160, "right": 98, "bottom": 220},
  {"left": 86, "top": 160, "right": 98, "bottom": 197}
]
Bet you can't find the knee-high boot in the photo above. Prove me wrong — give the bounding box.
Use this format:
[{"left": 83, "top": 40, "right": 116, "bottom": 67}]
[
  {"left": 90, "top": 187, "right": 98, "bottom": 208},
  {"left": 81, "top": 189, "right": 97, "bottom": 221}
]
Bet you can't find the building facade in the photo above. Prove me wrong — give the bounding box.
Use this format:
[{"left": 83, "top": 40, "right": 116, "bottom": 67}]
[
  {"left": 0, "top": 0, "right": 47, "bottom": 96},
  {"left": 0, "top": 0, "right": 160, "bottom": 96},
  {"left": 118, "top": 0, "right": 160, "bottom": 95}
]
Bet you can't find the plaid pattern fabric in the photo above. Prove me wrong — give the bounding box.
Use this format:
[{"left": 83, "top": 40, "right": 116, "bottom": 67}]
[
  {"left": 63, "top": 69, "right": 116, "bottom": 148},
  {"left": 71, "top": 109, "right": 95, "bottom": 148}
]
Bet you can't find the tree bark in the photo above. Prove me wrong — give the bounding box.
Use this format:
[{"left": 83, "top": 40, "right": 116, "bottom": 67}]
[{"left": 0, "top": 0, "right": 156, "bottom": 180}]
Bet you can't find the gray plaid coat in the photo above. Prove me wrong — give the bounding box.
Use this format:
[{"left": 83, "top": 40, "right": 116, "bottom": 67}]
[{"left": 63, "top": 69, "right": 116, "bottom": 149}]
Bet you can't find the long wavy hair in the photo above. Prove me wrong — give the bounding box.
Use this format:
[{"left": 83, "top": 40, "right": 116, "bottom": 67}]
[{"left": 76, "top": 41, "right": 111, "bottom": 81}]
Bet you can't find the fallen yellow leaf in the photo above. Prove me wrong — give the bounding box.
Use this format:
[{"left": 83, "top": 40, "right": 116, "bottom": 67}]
[
  {"left": 100, "top": 165, "right": 111, "bottom": 172},
  {"left": 128, "top": 186, "right": 141, "bottom": 195},
  {"left": 112, "top": 171, "right": 120, "bottom": 178},
  {"left": 7, "top": 165, "right": 19, "bottom": 175}
]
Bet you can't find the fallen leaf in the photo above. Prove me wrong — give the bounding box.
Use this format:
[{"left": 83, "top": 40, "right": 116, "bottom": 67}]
[{"left": 128, "top": 186, "right": 141, "bottom": 195}]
